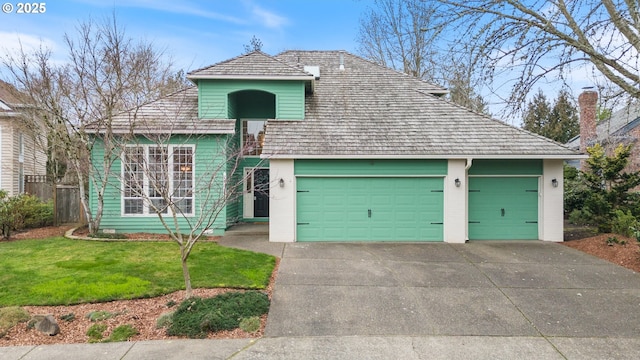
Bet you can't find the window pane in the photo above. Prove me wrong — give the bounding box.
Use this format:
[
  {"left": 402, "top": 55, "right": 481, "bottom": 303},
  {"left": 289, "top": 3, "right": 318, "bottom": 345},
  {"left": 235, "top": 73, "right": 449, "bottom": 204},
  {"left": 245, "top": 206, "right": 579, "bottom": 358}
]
[
  {"left": 150, "top": 198, "right": 168, "bottom": 214},
  {"left": 242, "top": 120, "right": 266, "bottom": 156},
  {"left": 149, "top": 147, "right": 168, "bottom": 198},
  {"left": 123, "top": 147, "right": 144, "bottom": 212},
  {"left": 174, "top": 198, "right": 193, "bottom": 214},
  {"left": 172, "top": 147, "right": 194, "bottom": 214},
  {"left": 124, "top": 199, "right": 143, "bottom": 214}
]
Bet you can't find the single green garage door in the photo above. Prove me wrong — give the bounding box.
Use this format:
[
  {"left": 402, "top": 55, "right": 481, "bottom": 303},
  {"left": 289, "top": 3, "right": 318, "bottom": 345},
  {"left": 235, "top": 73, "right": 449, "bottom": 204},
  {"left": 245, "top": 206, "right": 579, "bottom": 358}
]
[
  {"left": 468, "top": 177, "right": 539, "bottom": 240},
  {"left": 296, "top": 177, "right": 443, "bottom": 242}
]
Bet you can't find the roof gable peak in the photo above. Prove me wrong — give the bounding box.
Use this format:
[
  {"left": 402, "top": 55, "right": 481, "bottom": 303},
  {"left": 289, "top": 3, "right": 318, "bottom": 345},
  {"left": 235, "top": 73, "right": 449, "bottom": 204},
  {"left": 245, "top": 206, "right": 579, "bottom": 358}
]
[{"left": 187, "top": 50, "right": 313, "bottom": 81}]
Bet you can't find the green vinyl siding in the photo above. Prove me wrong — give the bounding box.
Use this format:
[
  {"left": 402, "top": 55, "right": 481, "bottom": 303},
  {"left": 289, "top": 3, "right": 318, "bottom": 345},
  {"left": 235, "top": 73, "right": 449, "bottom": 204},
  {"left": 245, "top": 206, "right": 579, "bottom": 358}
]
[
  {"left": 91, "top": 134, "right": 229, "bottom": 234},
  {"left": 295, "top": 159, "right": 447, "bottom": 176},
  {"left": 468, "top": 177, "right": 539, "bottom": 240},
  {"left": 197, "top": 80, "right": 305, "bottom": 120},
  {"left": 297, "top": 177, "right": 443, "bottom": 242},
  {"left": 468, "top": 159, "right": 543, "bottom": 175}
]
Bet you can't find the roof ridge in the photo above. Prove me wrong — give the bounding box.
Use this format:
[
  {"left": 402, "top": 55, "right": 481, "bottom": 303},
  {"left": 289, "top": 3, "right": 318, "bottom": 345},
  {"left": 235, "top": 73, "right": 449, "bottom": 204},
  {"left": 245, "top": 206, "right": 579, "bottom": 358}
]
[{"left": 188, "top": 50, "right": 313, "bottom": 78}]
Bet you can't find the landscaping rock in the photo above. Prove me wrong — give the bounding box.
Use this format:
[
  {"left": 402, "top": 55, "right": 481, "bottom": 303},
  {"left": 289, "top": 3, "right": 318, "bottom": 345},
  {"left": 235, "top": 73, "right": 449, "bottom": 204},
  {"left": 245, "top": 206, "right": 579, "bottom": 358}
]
[{"left": 32, "top": 314, "right": 60, "bottom": 336}]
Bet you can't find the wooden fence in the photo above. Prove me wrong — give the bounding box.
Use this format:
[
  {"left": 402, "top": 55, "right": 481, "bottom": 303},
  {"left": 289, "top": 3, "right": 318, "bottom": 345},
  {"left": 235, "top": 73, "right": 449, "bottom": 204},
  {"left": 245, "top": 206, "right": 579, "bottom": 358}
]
[
  {"left": 24, "top": 175, "right": 85, "bottom": 225},
  {"left": 24, "top": 175, "right": 53, "bottom": 201}
]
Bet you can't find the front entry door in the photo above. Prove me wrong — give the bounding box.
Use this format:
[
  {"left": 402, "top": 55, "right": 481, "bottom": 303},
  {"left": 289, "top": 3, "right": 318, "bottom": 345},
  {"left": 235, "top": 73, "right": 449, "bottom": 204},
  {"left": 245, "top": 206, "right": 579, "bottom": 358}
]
[{"left": 253, "top": 168, "right": 269, "bottom": 217}]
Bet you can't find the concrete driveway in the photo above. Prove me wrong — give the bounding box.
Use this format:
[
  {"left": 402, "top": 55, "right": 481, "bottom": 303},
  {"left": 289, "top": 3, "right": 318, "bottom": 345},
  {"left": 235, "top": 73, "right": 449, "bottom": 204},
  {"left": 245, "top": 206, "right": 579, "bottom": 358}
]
[{"left": 262, "top": 241, "right": 640, "bottom": 358}]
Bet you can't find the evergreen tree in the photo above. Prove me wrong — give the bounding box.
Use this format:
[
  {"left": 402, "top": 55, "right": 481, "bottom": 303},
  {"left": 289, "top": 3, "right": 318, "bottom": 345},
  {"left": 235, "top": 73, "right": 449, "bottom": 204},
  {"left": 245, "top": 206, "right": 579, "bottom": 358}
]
[
  {"left": 522, "top": 89, "right": 579, "bottom": 143},
  {"left": 522, "top": 89, "right": 551, "bottom": 136},
  {"left": 243, "top": 36, "right": 263, "bottom": 53},
  {"left": 548, "top": 89, "right": 579, "bottom": 143}
]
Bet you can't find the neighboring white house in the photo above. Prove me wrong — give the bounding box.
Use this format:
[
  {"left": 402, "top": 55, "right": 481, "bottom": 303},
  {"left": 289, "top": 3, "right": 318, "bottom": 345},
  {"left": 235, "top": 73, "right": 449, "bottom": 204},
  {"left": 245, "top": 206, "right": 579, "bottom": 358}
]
[{"left": 0, "top": 79, "right": 47, "bottom": 197}]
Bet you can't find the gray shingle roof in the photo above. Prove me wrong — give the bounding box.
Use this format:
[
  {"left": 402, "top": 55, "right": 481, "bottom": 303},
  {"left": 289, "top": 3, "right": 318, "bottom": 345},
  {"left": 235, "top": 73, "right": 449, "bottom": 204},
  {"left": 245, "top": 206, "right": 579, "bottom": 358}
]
[
  {"left": 566, "top": 102, "right": 640, "bottom": 149},
  {"left": 0, "top": 79, "right": 29, "bottom": 116},
  {"left": 188, "top": 51, "right": 313, "bottom": 79},
  {"left": 262, "top": 51, "right": 579, "bottom": 158},
  {"left": 91, "top": 87, "right": 235, "bottom": 135}
]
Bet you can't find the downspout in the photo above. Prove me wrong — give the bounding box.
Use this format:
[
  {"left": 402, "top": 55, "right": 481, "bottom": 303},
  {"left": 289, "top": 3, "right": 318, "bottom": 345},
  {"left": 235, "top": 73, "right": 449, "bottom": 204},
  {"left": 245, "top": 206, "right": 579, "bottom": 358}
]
[
  {"left": 465, "top": 158, "right": 473, "bottom": 172},
  {"left": 464, "top": 158, "right": 472, "bottom": 241}
]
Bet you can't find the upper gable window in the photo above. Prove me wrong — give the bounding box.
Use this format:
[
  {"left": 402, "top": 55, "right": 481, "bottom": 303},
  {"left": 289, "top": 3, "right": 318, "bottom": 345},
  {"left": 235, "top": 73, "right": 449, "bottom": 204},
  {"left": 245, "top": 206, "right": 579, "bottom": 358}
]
[{"left": 242, "top": 120, "right": 266, "bottom": 156}]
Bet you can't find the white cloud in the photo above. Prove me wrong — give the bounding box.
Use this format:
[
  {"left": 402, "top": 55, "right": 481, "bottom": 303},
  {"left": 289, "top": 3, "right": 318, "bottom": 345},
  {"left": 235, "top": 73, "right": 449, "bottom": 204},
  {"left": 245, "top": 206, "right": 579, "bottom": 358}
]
[
  {"left": 76, "top": 0, "right": 246, "bottom": 24},
  {"left": 250, "top": 4, "right": 289, "bottom": 29},
  {"left": 0, "top": 31, "right": 57, "bottom": 56}
]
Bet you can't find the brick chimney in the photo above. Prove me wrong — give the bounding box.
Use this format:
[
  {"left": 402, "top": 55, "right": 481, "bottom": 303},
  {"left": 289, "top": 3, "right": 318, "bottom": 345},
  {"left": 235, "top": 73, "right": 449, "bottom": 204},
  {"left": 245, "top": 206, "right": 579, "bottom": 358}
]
[{"left": 578, "top": 89, "right": 598, "bottom": 153}]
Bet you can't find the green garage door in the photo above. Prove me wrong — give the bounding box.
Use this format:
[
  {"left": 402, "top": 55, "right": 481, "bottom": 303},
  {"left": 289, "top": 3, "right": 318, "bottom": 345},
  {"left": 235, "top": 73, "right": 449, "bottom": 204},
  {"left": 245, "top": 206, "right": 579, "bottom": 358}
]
[
  {"left": 468, "top": 177, "right": 539, "bottom": 240},
  {"left": 296, "top": 177, "right": 443, "bottom": 242}
]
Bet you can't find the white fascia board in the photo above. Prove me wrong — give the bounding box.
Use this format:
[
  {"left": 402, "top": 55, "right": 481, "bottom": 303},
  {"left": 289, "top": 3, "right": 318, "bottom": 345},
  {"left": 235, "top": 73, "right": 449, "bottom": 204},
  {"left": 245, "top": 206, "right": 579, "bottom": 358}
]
[
  {"left": 187, "top": 74, "right": 314, "bottom": 81},
  {"left": 264, "top": 153, "right": 587, "bottom": 160}
]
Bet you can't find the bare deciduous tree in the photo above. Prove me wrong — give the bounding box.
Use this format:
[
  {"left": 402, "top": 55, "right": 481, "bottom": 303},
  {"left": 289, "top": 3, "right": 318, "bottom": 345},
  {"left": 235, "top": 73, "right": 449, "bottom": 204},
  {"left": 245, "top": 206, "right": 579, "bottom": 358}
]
[
  {"left": 111, "top": 92, "right": 261, "bottom": 297},
  {"left": 3, "top": 15, "right": 180, "bottom": 234},
  {"left": 357, "top": 0, "right": 440, "bottom": 80},
  {"left": 357, "top": 0, "right": 489, "bottom": 113},
  {"left": 438, "top": 0, "right": 640, "bottom": 109}
]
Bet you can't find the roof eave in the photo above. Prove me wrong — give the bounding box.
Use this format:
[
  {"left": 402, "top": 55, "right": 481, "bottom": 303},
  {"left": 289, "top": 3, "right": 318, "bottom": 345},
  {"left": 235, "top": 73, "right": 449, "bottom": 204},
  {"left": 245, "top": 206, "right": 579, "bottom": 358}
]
[
  {"left": 262, "top": 153, "right": 587, "bottom": 160},
  {"left": 187, "top": 74, "right": 315, "bottom": 81}
]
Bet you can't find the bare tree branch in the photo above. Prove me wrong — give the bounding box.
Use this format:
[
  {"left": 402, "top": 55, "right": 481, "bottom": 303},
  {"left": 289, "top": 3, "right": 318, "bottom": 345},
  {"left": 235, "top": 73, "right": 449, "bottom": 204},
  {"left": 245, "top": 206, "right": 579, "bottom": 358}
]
[{"left": 437, "top": 0, "right": 639, "bottom": 111}]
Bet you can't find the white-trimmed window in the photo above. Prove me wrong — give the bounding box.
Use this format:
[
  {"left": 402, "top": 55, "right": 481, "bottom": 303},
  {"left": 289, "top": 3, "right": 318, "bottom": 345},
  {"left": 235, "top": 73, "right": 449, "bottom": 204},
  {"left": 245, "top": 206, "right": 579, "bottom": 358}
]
[{"left": 122, "top": 145, "right": 194, "bottom": 216}]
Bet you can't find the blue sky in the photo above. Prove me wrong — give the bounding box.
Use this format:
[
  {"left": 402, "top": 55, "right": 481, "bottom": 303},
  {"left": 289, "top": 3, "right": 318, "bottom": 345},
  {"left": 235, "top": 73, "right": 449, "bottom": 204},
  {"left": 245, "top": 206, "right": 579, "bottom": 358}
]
[
  {"left": 0, "top": 0, "right": 370, "bottom": 72},
  {"left": 0, "top": 0, "right": 610, "bottom": 119}
]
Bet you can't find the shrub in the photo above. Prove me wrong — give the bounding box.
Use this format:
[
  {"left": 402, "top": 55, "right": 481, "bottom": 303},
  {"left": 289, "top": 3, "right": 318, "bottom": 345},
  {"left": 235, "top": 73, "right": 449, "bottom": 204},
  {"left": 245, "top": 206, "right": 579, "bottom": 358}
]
[
  {"left": 0, "top": 306, "right": 30, "bottom": 337},
  {"left": 60, "top": 313, "right": 76, "bottom": 322},
  {"left": 156, "top": 312, "right": 174, "bottom": 329},
  {"left": 86, "top": 323, "right": 107, "bottom": 342},
  {"left": 86, "top": 310, "right": 117, "bottom": 322},
  {"left": 167, "top": 291, "right": 270, "bottom": 338},
  {"left": 568, "top": 209, "right": 594, "bottom": 226},
  {"left": 611, "top": 210, "right": 639, "bottom": 238},
  {"left": 606, "top": 236, "right": 626, "bottom": 246},
  {"left": 239, "top": 316, "right": 261, "bottom": 333},
  {"left": 105, "top": 324, "right": 138, "bottom": 342},
  {"left": 0, "top": 191, "right": 54, "bottom": 238}
]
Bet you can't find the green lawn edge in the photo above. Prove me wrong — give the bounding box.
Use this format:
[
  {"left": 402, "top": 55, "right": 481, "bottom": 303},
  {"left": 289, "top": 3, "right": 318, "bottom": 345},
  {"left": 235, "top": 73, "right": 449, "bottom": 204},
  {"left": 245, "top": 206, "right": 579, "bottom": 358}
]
[{"left": 0, "top": 237, "right": 276, "bottom": 306}]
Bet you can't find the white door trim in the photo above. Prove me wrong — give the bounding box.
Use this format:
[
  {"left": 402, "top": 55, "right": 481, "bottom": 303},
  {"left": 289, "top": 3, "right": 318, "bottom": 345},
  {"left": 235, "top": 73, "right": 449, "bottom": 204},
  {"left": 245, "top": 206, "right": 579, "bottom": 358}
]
[{"left": 243, "top": 167, "right": 254, "bottom": 219}]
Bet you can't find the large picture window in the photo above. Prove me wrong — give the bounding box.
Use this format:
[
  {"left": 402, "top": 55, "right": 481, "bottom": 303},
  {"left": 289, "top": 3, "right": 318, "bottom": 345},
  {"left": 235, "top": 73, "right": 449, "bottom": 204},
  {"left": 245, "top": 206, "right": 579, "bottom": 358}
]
[{"left": 122, "top": 145, "right": 194, "bottom": 216}]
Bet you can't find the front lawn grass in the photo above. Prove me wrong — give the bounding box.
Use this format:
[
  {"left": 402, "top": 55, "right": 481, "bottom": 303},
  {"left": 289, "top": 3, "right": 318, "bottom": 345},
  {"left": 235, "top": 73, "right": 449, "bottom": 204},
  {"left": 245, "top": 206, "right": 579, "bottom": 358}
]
[{"left": 0, "top": 237, "right": 276, "bottom": 306}]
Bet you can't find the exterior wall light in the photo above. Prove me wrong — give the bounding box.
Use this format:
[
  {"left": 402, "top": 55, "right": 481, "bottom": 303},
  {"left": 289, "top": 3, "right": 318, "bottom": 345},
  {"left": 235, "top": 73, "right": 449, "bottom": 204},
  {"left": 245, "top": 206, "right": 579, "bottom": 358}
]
[
  {"left": 551, "top": 178, "right": 558, "bottom": 187},
  {"left": 454, "top": 178, "right": 461, "bottom": 187},
  {"left": 279, "top": 178, "right": 285, "bottom": 188}
]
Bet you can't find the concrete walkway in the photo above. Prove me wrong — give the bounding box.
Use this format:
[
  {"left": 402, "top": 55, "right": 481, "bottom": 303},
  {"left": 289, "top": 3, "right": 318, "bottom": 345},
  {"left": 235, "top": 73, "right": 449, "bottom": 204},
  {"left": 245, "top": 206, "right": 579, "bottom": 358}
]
[{"left": 3, "top": 236, "right": 640, "bottom": 359}]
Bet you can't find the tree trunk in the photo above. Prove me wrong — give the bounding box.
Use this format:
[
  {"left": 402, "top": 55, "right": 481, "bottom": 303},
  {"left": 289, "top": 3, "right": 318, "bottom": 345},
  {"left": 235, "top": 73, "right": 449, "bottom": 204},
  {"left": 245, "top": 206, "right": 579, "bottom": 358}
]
[{"left": 181, "top": 246, "right": 193, "bottom": 299}]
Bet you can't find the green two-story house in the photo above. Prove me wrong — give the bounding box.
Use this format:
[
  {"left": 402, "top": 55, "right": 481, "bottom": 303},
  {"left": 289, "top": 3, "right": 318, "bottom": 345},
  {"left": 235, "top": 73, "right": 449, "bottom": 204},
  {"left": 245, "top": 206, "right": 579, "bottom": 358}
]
[{"left": 90, "top": 50, "right": 583, "bottom": 242}]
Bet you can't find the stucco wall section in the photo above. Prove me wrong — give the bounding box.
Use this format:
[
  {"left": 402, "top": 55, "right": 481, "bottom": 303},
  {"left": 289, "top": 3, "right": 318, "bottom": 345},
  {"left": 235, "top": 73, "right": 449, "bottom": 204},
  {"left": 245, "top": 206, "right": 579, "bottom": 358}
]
[
  {"left": 269, "top": 159, "right": 296, "bottom": 242},
  {"left": 541, "top": 159, "right": 564, "bottom": 242},
  {"left": 445, "top": 159, "right": 467, "bottom": 243}
]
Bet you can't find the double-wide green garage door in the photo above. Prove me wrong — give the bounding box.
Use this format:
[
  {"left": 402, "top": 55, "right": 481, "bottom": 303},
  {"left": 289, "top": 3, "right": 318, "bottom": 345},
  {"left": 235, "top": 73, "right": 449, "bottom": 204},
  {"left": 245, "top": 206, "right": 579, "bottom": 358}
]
[{"left": 296, "top": 177, "right": 444, "bottom": 242}]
